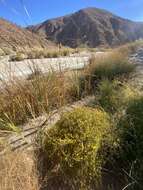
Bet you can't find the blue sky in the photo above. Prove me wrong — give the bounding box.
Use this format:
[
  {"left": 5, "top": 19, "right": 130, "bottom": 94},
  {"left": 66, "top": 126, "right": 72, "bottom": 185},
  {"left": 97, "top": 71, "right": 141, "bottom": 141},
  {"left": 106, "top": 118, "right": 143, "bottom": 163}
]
[{"left": 0, "top": 0, "right": 143, "bottom": 26}]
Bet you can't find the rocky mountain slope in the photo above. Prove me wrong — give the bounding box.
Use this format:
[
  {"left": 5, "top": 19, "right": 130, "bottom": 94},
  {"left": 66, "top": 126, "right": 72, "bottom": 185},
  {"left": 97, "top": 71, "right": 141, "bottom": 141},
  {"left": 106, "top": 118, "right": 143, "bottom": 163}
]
[
  {"left": 0, "top": 18, "right": 55, "bottom": 51},
  {"left": 28, "top": 7, "right": 143, "bottom": 48}
]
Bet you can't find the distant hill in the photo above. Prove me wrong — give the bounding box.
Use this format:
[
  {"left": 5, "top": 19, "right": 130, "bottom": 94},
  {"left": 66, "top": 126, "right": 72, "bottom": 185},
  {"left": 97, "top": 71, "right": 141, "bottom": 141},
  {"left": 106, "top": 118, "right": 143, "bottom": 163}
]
[
  {"left": 27, "top": 7, "right": 143, "bottom": 48},
  {"left": 0, "top": 18, "right": 55, "bottom": 51}
]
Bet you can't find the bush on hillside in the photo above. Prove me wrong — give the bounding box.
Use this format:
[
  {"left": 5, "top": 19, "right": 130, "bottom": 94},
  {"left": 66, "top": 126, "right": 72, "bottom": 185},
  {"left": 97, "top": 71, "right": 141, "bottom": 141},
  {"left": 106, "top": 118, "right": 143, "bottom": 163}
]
[{"left": 38, "top": 107, "right": 116, "bottom": 189}]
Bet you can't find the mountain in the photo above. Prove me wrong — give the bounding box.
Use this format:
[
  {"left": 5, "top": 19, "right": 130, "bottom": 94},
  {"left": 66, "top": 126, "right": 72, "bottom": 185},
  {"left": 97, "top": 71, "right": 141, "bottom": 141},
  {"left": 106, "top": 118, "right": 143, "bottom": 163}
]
[
  {"left": 28, "top": 7, "right": 143, "bottom": 48},
  {"left": 0, "top": 18, "right": 55, "bottom": 51}
]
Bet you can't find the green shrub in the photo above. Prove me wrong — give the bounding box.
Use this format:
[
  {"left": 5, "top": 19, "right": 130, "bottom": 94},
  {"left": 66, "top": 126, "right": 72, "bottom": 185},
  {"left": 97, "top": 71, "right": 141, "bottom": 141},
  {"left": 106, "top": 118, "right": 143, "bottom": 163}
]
[
  {"left": 119, "top": 97, "right": 143, "bottom": 160},
  {"left": 117, "top": 97, "right": 143, "bottom": 189},
  {"left": 97, "top": 80, "right": 137, "bottom": 113},
  {"left": 38, "top": 107, "right": 115, "bottom": 189},
  {"left": 10, "top": 53, "right": 25, "bottom": 61},
  {"left": 126, "top": 97, "right": 143, "bottom": 128}
]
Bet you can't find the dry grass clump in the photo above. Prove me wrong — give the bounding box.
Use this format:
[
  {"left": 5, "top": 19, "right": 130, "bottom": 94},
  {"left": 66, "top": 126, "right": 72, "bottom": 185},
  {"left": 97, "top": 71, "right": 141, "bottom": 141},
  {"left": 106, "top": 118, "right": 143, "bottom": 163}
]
[
  {"left": 0, "top": 150, "right": 39, "bottom": 190},
  {"left": 78, "top": 51, "right": 135, "bottom": 95},
  {"left": 10, "top": 52, "right": 26, "bottom": 61},
  {"left": 44, "top": 50, "right": 59, "bottom": 58},
  {"left": 0, "top": 71, "right": 80, "bottom": 125},
  {"left": 88, "top": 51, "right": 135, "bottom": 80},
  {"left": 37, "top": 107, "right": 115, "bottom": 189},
  {"left": 10, "top": 48, "right": 76, "bottom": 61},
  {"left": 27, "top": 50, "right": 43, "bottom": 59},
  {"left": 30, "top": 48, "right": 74, "bottom": 59}
]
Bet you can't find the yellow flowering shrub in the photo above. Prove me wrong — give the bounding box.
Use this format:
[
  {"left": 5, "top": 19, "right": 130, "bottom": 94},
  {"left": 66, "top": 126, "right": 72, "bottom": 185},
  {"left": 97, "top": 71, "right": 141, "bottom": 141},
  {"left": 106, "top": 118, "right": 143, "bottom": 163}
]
[{"left": 39, "top": 107, "right": 115, "bottom": 189}]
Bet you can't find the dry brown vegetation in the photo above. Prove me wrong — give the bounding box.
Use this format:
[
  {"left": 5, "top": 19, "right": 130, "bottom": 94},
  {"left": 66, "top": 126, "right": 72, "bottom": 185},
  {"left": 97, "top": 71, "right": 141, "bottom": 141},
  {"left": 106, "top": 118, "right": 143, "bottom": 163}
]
[
  {"left": 0, "top": 71, "right": 80, "bottom": 125},
  {"left": 0, "top": 150, "right": 39, "bottom": 190},
  {"left": 0, "top": 18, "right": 55, "bottom": 51}
]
